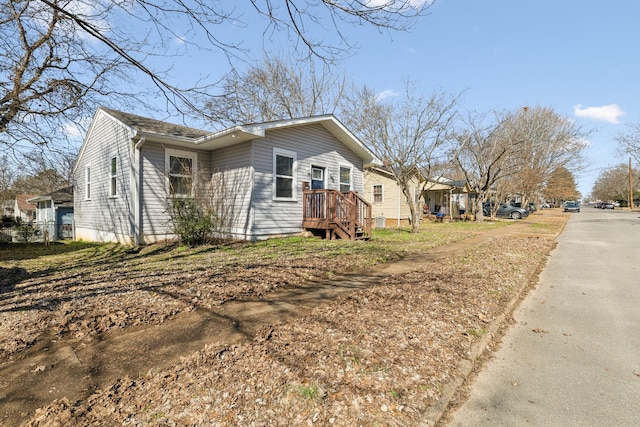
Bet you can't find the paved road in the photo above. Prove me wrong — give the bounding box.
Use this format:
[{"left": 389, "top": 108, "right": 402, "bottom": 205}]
[{"left": 446, "top": 208, "right": 640, "bottom": 426}]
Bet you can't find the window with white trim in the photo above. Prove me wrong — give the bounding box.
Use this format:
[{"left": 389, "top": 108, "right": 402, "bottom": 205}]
[
  {"left": 273, "top": 148, "right": 297, "bottom": 200},
  {"left": 85, "top": 165, "right": 91, "bottom": 200},
  {"left": 165, "top": 149, "right": 197, "bottom": 197},
  {"left": 372, "top": 184, "right": 383, "bottom": 203},
  {"left": 339, "top": 165, "right": 352, "bottom": 193},
  {"left": 109, "top": 157, "right": 117, "bottom": 197}
]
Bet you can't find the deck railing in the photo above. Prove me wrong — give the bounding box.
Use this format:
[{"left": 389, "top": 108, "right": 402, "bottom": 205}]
[{"left": 302, "top": 189, "right": 372, "bottom": 240}]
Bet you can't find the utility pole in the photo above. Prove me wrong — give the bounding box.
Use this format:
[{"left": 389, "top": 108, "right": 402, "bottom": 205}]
[{"left": 630, "top": 158, "right": 635, "bottom": 209}]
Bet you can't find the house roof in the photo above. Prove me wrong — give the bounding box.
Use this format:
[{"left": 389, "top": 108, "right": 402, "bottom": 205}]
[
  {"left": 28, "top": 187, "right": 74, "bottom": 207},
  {"left": 75, "top": 108, "right": 381, "bottom": 172},
  {"left": 101, "top": 108, "right": 211, "bottom": 140},
  {"left": 16, "top": 195, "right": 37, "bottom": 211},
  {"left": 193, "top": 115, "right": 381, "bottom": 166},
  {"left": 366, "top": 167, "right": 471, "bottom": 192},
  {"left": 424, "top": 176, "right": 471, "bottom": 192}
]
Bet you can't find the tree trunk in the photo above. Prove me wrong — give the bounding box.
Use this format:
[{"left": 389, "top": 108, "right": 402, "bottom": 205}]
[{"left": 475, "top": 198, "right": 485, "bottom": 223}]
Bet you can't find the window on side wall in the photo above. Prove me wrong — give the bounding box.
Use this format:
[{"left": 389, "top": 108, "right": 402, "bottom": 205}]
[
  {"left": 109, "top": 157, "right": 117, "bottom": 197},
  {"left": 273, "top": 148, "right": 297, "bottom": 200},
  {"left": 339, "top": 165, "right": 352, "bottom": 193},
  {"left": 372, "top": 184, "right": 383, "bottom": 203},
  {"left": 166, "top": 149, "right": 197, "bottom": 197},
  {"left": 85, "top": 165, "right": 91, "bottom": 200}
]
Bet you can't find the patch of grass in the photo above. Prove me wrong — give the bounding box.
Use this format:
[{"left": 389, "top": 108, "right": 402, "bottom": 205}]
[
  {"left": 0, "top": 241, "right": 105, "bottom": 262},
  {"left": 288, "top": 383, "right": 325, "bottom": 405},
  {"left": 339, "top": 345, "right": 363, "bottom": 367},
  {"left": 465, "top": 328, "right": 487, "bottom": 338}
]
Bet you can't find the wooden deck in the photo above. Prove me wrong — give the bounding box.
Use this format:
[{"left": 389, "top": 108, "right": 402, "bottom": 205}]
[{"left": 302, "top": 190, "right": 372, "bottom": 240}]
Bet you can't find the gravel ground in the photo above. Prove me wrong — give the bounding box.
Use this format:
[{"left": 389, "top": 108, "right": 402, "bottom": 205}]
[{"left": 12, "top": 231, "right": 556, "bottom": 426}]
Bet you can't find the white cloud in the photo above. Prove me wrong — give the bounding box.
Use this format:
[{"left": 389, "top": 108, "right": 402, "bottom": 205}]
[
  {"left": 375, "top": 89, "right": 398, "bottom": 102},
  {"left": 573, "top": 104, "right": 625, "bottom": 124},
  {"left": 63, "top": 122, "right": 85, "bottom": 141}
]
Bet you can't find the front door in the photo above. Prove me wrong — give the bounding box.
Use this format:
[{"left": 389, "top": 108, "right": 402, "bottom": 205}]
[{"left": 311, "top": 166, "right": 325, "bottom": 190}]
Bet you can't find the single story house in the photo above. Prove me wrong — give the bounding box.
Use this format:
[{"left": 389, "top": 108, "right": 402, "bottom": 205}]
[
  {"left": 14, "top": 194, "right": 37, "bottom": 222},
  {"left": 363, "top": 166, "right": 423, "bottom": 228},
  {"left": 29, "top": 187, "right": 74, "bottom": 241},
  {"left": 363, "top": 166, "right": 473, "bottom": 226},
  {"left": 72, "top": 107, "right": 380, "bottom": 245},
  {"left": 423, "top": 177, "right": 473, "bottom": 220}
]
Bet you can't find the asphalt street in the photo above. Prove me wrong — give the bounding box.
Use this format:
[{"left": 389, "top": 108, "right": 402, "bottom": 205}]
[{"left": 446, "top": 207, "right": 640, "bottom": 426}]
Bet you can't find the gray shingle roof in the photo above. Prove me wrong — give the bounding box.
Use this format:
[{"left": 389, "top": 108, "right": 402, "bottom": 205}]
[{"left": 101, "top": 107, "right": 210, "bottom": 139}]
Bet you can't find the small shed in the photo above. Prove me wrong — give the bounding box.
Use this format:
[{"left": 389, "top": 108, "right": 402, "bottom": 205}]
[{"left": 29, "top": 187, "right": 74, "bottom": 241}]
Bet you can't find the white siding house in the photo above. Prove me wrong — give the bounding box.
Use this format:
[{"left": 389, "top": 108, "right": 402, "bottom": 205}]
[{"left": 72, "top": 107, "right": 379, "bottom": 245}]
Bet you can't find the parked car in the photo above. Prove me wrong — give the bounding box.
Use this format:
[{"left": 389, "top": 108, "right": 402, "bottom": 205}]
[
  {"left": 603, "top": 202, "right": 615, "bottom": 209},
  {"left": 495, "top": 203, "right": 529, "bottom": 219},
  {"left": 564, "top": 201, "right": 580, "bottom": 212}
]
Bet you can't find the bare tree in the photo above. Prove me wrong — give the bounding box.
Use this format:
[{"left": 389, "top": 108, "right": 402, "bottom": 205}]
[
  {"left": 615, "top": 122, "right": 640, "bottom": 164},
  {"left": 206, "top": 55, "right": 347, "bottom": 127},
  {"left": 499, "top": 106, "right": 587, "bottom": 206},
  {"left": 591, "top": 163, "right": 640, "bottom": 203},
  {"left": 0, "top": 155, "right": 16, "bottom": 212},
  {"left": 2, "top": 0, "right": 432, "bottom": 155},
  {"left": 344, "top": 81, "right": 458, "bottom": 232},
  {"left": 451, "top": 110, "right": 522, "bottom": 221}
]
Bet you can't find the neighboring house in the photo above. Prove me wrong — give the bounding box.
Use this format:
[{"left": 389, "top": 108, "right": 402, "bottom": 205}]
[
  {"left": 14, "top": 195, "right": 37, "bottom": 222},
  {"left": 363, "top": 167, "right": 473, "bottom": 226},
  {"left": 364, "top": 166, "right": 423, "bottom": 228},
  {"left": 423, "top": 177, "right": 473, "bottom": 219},
  {"left": 29, "top": 187, "right": 74, "bottom": 241},
  {"left": 72, "top": 107, "right": 379, "bottom": 245}
]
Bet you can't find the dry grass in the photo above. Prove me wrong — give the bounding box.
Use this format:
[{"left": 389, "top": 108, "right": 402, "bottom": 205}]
[{"left": 0, "top": 211, "right": 567, "bottom": 426}]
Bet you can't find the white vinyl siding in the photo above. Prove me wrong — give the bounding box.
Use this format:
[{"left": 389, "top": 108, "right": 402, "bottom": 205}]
[
  {"left": 74, "top": 112, "right": 368, "bottom": 243},
  {"left": 252, "top": 124, "right": 363, "bottom": 240},
  {"left": 140, "top": 145, "right": 209, "bottom": 240},
  {"left": 210, "top": 141, "right": 254, "bottom": 239},
  {"left": 72, "top": 110, "right": 135, "bottom": 243}
]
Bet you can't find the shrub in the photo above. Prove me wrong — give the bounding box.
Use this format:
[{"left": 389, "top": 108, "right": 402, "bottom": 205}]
[
  {"left": 166, "top": 197, "right": 221, "bottom": 246},
  {"left": 14, "top": 220, "right": 40, "bottom": 243}
]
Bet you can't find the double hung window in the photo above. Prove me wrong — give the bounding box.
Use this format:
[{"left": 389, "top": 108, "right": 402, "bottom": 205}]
[
  {"left": 372, "top": 184, "right": 383, "bottom": 203},
  {"left": 273, "top": 148, "right": 297, "bottom": 200},
  {"left": 339, "top": 166, "right": 352, "bottom": 193},
  {"left": 85, "top": 165, "right": 91, "bottom": 200},
  {"left": 166, "top": 149, "right": 197, "bottom": 196},
  {"left": 109, "top": 157, "right": 117, "bottom": 197}
]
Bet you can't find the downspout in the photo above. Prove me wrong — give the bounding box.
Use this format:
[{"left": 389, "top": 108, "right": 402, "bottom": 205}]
[
  {"left": 397, "top": 183, "right": 401, "bottom": 228},
  {"left": 133, "top": 136, "right": 146, "bottom": 246}
]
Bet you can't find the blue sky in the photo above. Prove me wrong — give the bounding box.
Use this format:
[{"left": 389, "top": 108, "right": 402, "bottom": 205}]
[
  {"left": 335, "top": 0, "right": 640, "bottom": 197},
  {"left": 130, "top": 0, "right": 640, "bottom": 197}
]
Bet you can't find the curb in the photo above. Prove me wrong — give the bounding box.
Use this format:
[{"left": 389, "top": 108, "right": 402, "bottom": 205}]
[{"left": 418, "top": 213, "right": 566, "bottom": 426}]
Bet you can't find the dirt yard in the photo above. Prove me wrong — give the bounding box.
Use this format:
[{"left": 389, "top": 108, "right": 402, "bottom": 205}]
[{"left": 0, "top": 211, "right": 567, "bottom": 426}]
